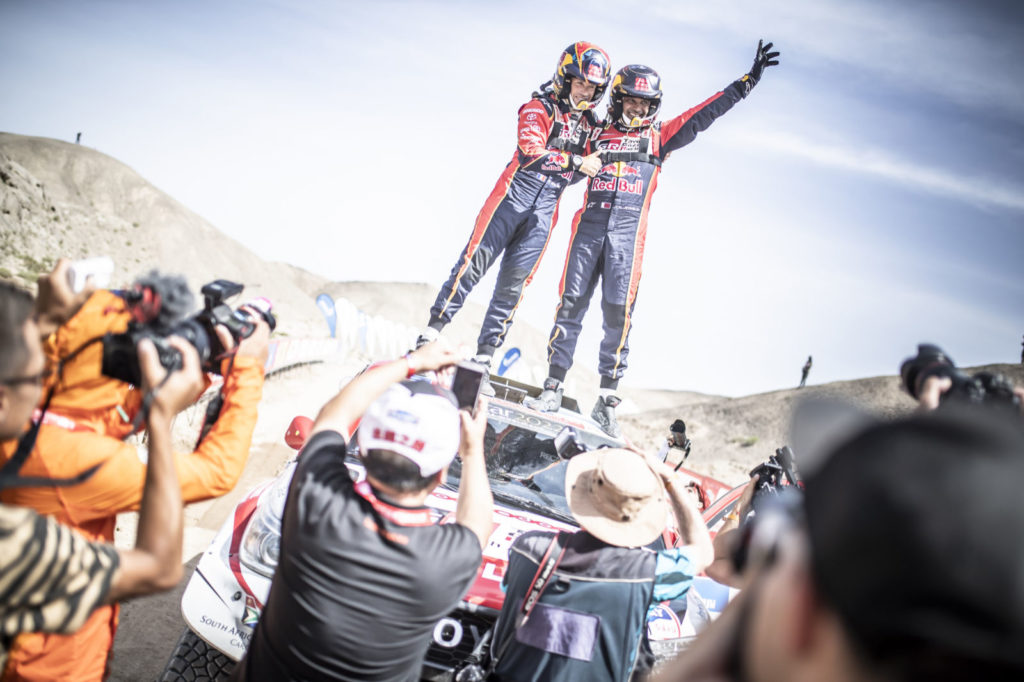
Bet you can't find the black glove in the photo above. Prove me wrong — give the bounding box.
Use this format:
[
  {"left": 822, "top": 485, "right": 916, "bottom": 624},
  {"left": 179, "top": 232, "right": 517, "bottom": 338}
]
[{"left": 742, "top": 39, "right": 780, "bottom": 95}]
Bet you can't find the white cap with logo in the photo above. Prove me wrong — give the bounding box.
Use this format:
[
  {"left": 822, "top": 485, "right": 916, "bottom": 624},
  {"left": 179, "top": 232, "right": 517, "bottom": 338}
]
[{"left": 356, "top": 380, "right": 461, "bottom": 476}]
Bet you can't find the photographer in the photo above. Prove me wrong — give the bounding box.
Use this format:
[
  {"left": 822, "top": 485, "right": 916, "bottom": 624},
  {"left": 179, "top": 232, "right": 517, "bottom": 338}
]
[
  {"left": 0, "top": 262, "right": 269, "bottom": 681},
  {"left": 656, "top": 402, "right": 1024, "bottom": 682},
  {"left": 233, "top": 341, "right": 493, "bottom": 681},
  {"left": 902, "top": 343, "right": 1024, "bottom": 415},
  {"left": 1, "top": 275, "right": 203, "bottom": 671},
  {"left": 488, "top": 447, "right": 713, "bottom": 682}
]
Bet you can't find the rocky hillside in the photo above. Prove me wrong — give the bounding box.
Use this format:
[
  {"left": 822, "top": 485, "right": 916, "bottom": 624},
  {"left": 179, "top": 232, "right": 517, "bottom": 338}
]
[{"left": 0, "top": 132, "right": 324, "bottom": 336}]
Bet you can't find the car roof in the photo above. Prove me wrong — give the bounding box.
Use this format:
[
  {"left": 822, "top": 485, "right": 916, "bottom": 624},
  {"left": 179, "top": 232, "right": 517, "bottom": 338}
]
[{"left": 487, "top": 374, "right": 625, "bottom": 446}]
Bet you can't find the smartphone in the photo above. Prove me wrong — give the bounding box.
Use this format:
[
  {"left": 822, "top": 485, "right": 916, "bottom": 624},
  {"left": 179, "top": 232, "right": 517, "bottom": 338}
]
[
  {"left": 67, "top": 256, "right": 114, "bottom": 293},
  {"left": 451, "top": 362, "right": 485, "bottom": 412},
  {"left": 553, "top": 426, "right": 586, "bottom": 459}
]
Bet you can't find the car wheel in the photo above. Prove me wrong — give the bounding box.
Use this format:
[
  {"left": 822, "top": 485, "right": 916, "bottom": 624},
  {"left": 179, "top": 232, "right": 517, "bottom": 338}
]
[{"left": 158, "top": 627, "right": 237, "bottom": 681}]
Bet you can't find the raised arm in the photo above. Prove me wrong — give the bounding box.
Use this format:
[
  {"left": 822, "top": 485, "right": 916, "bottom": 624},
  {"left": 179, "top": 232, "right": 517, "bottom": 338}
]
[
  {"left": 454, "top": 399, "right": 494, "bottom": 549},
  {"left": 310, "top": 340, "right": 461, "bottom": 440},
  {"left": 659, "top": 39, "right": 780, "bottom": 158},
  {"left": 107, "top": 335, "right": 204, "bottom": 600},
  {"left": 643, "top": 451, "right": 714, "bottom": 571}
]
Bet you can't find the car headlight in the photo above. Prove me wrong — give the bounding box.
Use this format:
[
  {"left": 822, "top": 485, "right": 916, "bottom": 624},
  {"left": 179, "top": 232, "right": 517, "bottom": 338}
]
[{"left": 238, "top": 462, "right": 295, "bottom": 577}]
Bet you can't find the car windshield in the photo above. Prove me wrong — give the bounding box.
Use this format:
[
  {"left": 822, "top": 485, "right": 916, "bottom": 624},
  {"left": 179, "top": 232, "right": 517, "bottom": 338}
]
[{"left": 444, "top": 401, "right": 620, "bottom": 523}]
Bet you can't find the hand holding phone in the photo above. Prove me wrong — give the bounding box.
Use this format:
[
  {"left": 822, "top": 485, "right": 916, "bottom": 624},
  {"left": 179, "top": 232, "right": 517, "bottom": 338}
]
[
  {"left": 67, "top": 256, "right": 114, "bottom": 293},
  {"left": 451, "top": 362, "right": 485, "bottom": 414}
]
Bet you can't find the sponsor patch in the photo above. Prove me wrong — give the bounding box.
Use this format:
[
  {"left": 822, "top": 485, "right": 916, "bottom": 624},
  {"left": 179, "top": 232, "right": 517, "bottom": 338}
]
[
  {"left": 242, "top": 595, "right": 261, "bottom": 626},
  {"left": 647, "top": 604, "right": 683, "bottom": 640}
]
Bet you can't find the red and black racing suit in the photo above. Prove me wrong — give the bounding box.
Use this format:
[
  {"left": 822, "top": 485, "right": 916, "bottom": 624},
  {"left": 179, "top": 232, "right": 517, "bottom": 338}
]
[
  {"left": 429, "top": 92, "right": 599, "bottom": 356},
  {"left": 545, "top": 78, "right": 748, "bottom": 385}
]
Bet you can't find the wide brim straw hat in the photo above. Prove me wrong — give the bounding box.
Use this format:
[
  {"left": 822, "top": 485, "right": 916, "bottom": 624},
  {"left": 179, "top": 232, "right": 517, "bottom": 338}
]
[{"left": 565, "top": 448, "right": 668, "bottom": 547}]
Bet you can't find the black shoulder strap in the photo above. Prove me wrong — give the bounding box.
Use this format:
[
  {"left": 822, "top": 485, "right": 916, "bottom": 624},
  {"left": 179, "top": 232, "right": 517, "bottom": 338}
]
[
  {"left": 491, "top": 532, "right": 568, "bottom": 667},
  {"left": 0, "top": 335, "right": 109, "bottom": 492},
  {"left": 0, "top": 383, "right": 103, "bottom": 491}
]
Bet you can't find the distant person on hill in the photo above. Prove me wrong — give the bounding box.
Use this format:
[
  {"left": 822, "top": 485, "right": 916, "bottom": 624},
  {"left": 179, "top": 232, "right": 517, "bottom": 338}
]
[
  {"left": 75, "top": 132, "right": 81, "bottom": 144},
  {"left": 527, "top": 41, "right": 780, "bottom": 437},
  {"left": 417, "top": 42, "right": 610, "bottom": 392},
  {"left": 799, "top": 355, "right": 812, "bottom": 388}
]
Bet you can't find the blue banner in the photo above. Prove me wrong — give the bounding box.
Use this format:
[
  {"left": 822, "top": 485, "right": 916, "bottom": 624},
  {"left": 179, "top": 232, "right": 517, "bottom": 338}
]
[
  {"left": 315, "top": 293, "right": 337, "bottom": 338},
  {"left": 496, "top": 347, "right": 521, "bottom": 376}
]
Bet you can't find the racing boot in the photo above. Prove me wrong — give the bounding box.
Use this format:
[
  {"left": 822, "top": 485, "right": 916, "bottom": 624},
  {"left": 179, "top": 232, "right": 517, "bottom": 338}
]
[
  {"left": 471, "top": 355, "right": 496, "bottom": 398},
  {"left": 591, "top": 394, "right": 622, "bottom": 438},
  {"left": 525, "top": 378, "right": 563, "bottom": 413},
  {"left": 414, "top": 326, "right": 440, "bottom": 350}
]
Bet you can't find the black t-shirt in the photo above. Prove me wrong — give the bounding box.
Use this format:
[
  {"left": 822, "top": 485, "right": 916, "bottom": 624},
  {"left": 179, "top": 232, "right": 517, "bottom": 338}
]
[{"left": 233, "top": 430, "right": 482, "bottom": 681}]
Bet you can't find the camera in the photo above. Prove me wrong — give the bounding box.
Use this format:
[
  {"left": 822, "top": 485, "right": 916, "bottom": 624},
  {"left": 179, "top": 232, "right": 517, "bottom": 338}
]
[
  {"left": 900, "top": 343, "right": 1020, "bottom": 411},
  {"left": 748, "top": 446, "right": 800, "bottom": 505},
  {"left": 554, "top": 426, "right": 588, "bottom": 459},
  {"left": 101, "top": 273, "right": 275, "bottom": 386},
  {"left": 731, "top": 446, "right": 803, "bottom": 574}
]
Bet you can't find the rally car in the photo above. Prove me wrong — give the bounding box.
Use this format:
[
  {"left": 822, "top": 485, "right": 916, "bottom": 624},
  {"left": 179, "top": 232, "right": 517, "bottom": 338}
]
[{"left": 158, "top": 375, "right": 739, "bottom": 681}]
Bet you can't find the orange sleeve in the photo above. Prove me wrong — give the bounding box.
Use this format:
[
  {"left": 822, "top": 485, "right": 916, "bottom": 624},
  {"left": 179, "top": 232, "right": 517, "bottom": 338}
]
[
  {"left": 174, "top": 354, "right": 265, "bottom": 503},
  {"left": 0, "top": 356, "right": 265, "bottom": 523}
]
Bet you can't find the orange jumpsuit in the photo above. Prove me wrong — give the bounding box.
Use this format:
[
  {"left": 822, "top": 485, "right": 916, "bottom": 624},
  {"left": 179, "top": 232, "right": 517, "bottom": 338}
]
[{"left": 0, "top": 291, "right": 265, "bottom": 681}]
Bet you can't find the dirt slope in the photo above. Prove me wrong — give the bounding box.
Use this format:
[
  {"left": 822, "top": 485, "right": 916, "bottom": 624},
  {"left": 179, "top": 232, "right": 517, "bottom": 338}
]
[{"left": 0, "top": 132, "right": 325, "bottom": 336}]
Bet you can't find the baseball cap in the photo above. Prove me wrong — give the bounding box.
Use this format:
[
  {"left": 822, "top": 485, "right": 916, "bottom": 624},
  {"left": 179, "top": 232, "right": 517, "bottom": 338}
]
[
  {"left": 794, "top": 400, "right": 1024, "bottom": 674},
  {"left": 565, "top": 448, "right": 669, "bottom": 547},
  {"left": 356, "top": 380, "right": 460, "bottom": 477}
]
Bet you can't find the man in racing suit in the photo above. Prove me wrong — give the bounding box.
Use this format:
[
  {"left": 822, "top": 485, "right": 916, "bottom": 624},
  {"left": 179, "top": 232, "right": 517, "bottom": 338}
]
[
  {"left": 0, "top": 282, "right": 269, "bottom": 682},
  {"left": 527, "top": 41, "right": 780, "bottom": 436},
  {"left": 419, "top": 42, "right": 609, "bottom": 382}
]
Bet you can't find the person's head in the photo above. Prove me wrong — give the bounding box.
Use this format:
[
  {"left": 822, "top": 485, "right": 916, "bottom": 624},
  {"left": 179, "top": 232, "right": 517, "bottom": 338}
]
[
  {"left": 0, "top": 280, "right": 45, "bottom": 441},
  {"left": 743, "top": 405, "right": 1024, "bottom": 682},
  {"left": 550, "top": 41, "right": 611, "bottom": 111},
  {"left": 608, "top": 64, "right": 662, "bottom": 129},
  {"left": 356, "top": 380, "right": 460, "bottom": 497},
  {"left": 564, "top": 448, "right": 668, "bottom": 547}
]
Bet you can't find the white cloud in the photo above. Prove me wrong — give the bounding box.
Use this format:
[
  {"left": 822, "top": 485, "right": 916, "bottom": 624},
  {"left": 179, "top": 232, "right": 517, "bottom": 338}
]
[{"left": 718, "top": 128, "right": 1024, "bottom": 213}]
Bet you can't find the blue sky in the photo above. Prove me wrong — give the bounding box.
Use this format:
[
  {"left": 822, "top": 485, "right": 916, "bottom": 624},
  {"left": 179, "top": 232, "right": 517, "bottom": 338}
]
[{"left": 2, "top": 0, "right": 1022, "bottom": 396}]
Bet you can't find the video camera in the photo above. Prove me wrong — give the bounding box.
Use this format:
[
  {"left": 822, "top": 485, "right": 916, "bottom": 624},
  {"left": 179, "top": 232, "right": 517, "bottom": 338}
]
[
  {"left": 900, "top": 343, "right": 1020, "bottom": 411},
  {"left": 101, "top": 272, "right": 276, "bottom": 386}
]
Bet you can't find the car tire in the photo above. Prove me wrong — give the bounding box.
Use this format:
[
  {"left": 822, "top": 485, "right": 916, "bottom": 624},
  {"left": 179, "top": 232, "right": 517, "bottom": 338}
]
[{"left": 159, "top": 627, "right": 237, "bottom": 681}]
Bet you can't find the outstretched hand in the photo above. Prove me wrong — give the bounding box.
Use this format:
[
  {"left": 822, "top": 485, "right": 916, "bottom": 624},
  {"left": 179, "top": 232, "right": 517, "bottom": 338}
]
[
  {"left": 459, "top": 396, "right": 489, "bottom": 460},
  {"left": 748, "top": 39, "right": 780, "bottom": 84},
  {"left": 34, "top": 258, "right": 96, "bottom": 338},
  {"left": 407, "top": 338, "right": 461, "bottom": 374}
]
